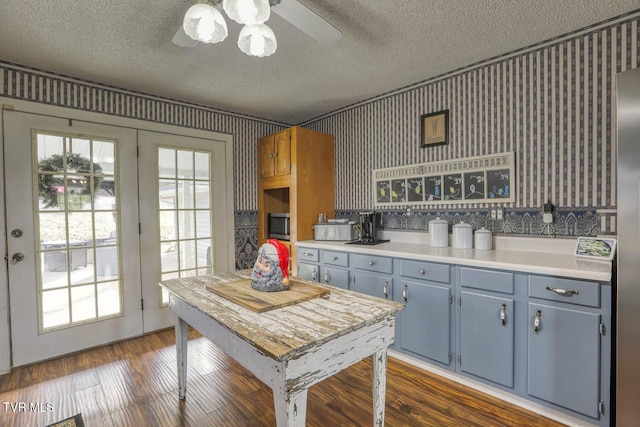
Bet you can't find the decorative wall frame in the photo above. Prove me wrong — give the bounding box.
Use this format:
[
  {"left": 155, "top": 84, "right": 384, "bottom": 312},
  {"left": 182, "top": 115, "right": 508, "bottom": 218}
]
[
  {"left": 373, "top": 152, "right": 515, "bottom": 207},
  {"left": 420, "top": 110, "right": 449, "bottom": 148}
]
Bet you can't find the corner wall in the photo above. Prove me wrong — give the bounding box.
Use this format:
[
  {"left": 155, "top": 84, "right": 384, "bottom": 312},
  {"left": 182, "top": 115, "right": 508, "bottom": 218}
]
[{"left": 305, "top": 13, "right": 640, "bottom": 238}]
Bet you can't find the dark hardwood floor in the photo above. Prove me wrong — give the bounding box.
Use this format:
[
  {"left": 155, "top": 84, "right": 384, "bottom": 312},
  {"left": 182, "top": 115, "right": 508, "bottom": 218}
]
[{"left": 0, "top": 328, "right": 566, "bottom": 426}]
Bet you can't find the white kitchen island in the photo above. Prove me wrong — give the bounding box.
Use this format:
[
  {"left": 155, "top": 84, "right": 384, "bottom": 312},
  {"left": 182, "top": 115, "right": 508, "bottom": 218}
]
[{"left": 160, "top": 270, "right": 404, "bottom": 427}]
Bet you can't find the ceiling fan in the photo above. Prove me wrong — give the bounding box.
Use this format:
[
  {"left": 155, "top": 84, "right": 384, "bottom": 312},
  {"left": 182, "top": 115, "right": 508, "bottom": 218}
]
[{"left": 172, "top": 0, "right": 342, "bottom": 53}]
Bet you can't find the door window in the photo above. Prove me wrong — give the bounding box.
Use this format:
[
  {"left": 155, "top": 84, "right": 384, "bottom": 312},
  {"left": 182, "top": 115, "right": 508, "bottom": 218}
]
[
  {"left": 35, "top": 131, "right": 122, "bottom": 331},
  {"left": 158, "top": 147, "right": 213, "bottom": 305}
]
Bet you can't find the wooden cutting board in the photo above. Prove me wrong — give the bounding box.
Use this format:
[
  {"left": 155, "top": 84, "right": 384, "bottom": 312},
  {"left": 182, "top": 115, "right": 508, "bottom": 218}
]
[{"left": 206, "top": 278, "right": 330, "bottom": 313}]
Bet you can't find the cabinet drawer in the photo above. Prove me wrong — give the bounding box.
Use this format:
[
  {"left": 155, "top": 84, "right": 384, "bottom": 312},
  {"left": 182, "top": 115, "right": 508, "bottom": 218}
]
[
  {"left": 460, "top": 267, "right": 514, "bottom": 294},
  {"left": 297, "top": 248, "right": 319, "bottom": 263},
  {"left": 529, "top": 275, "right": 600, "bottom": 308},
  {"left": 400, "top": 259, "right": 450, "bottom": 283},
  {"left": 323, "top": 250, "right": 349, "bottom": 267},
  {"left": 353, "top": 254, "right": 393, "bottom": 274}
]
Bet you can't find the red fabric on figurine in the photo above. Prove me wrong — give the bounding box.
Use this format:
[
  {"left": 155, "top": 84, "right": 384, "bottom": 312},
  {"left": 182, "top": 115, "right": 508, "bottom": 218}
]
[{"left": 250, "top": 239, "right": 290, "bottom": 292}]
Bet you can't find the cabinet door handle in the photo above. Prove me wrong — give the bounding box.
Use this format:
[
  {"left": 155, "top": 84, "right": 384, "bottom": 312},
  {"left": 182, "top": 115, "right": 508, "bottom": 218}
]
[
  {"left": 545, "top": 286, "right": 579, "bottom": 296},
  {"left": 332, "top": 256, "right": 338, "bottom": 261},
  {"left": 383, "top": 281, "right": 389, "bottom": 299},
  {"left": 419, "top": 268, "right": 426, "bottom": 275},
  {"left": 402, "top": 284, "right": 408, "bottom": 303},
  {"left": 534, "top": 310, "right": 542, "bottom": 334},
  {"left": 303, "top": 252, "right": 314, "bottom": 257},
  {"left": 368, "top": 260, "right": 375, "bottom": 266},
  {"left": 324, "top": 270, "right": 330, "bottom": 284},
  {"left": 500, "top": 304, "right": 507, "bottom": 326},
  {"left": 312, "top": 268, "right": 317, "bottom": 282}
]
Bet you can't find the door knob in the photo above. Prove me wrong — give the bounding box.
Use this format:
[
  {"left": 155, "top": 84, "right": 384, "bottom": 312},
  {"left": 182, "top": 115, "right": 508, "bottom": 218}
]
[
  {"left": 11, "top": 229, "right": 23, "bottom": 238},
  {"left": 11, "top": 253, "right": 25, "bottom": 263}
]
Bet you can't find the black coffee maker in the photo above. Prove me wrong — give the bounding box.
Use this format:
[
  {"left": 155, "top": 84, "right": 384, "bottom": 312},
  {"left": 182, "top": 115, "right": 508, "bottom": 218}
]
[{"left": 356, "top": 211, "right": 388, "bottom": 245}]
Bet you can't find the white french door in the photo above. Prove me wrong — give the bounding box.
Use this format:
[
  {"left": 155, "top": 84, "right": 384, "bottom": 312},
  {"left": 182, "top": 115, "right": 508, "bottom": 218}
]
[
  {"left": 5, "top": 111, "right": 142, "bottom": 366},
  {"left": 138, "top": 130, "right": 232, "bottom": 331},
  {"left": 3, "top": 110, "right": 233, "bottom": 366}
]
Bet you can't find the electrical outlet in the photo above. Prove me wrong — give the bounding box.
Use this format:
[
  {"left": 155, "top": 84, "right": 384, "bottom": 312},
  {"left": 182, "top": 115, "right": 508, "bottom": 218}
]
[
  {"left": 491, "top": 209, "right": 497, "bottom": 219},
  {"left": 496, "top": 208, "right": 503, "bottom": 220}
]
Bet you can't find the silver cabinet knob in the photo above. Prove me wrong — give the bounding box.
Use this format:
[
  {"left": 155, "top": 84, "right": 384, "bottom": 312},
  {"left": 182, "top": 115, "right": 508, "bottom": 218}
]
[
  {"left": 11, "top": 229, "right": 23, "bottom": 238},
  {"left": 11, "top": 253, "right": 25, "bottom": 263}
]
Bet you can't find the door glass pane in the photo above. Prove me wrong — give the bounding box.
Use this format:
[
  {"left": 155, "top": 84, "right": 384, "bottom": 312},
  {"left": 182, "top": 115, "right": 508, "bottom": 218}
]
[
  {"left": 195, "top": 182, "right": 210, "bottom": 209},
  {"left": 95, "top": 176, "right": 116, "bottom": 211},
  {"left": 177, "top": 180, "right": 194, "bottom": 209},
  {"left": 38, "top": 173, "right": 65, "bottom": 211},
  {"left": 177, "top": 151, "right": 194, "bottom": 178},
  {"left": 39, "top": 212, "right": 66, "bottom": 247},
  {"left": 158, "top": 147, "right": 213, "bottom": 305},
  {"left": 97, "top": 281, "right": 121, "bottom": 316},
  {"left": 35, "top": 131, "right": 123, "bottom": 332},
  {"left": 196, "top": 210, "right": 211, "bottom": 238},
  {"left": 68, "top": 212, "right": 93, "bottom": 246},
  {"left": 71, "top": 285, "right": 96, "bottom": 322},
  {"left": 93, "top": 140, "right": 115, "bottom": 175},
  {"left": 94, "top": 212, "right": 117, "bottom": 245},
  {"left": 178, "top": 210, "right": 195, "bottom": 239},
  {"left": 41, "top": 288, "right": 69, "bottom": 329},
  {"left": 158, "top": 148, "right": 176, "bottom": 178}
]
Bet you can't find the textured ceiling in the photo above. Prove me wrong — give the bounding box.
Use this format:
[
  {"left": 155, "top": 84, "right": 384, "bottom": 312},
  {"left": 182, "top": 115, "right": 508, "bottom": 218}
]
[{"left": 0, "top": 1, "right": 638, "bottom": 125}]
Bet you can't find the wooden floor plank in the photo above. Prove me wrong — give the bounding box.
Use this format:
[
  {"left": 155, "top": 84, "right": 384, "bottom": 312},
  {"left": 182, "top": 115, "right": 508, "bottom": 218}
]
[{"left": 0, "top": 328, "right": 568, "bottom": 426}]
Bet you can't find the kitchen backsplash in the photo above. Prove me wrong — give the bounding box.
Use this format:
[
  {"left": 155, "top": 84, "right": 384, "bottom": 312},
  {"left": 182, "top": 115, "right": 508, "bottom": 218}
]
[{"left": 2, "top": 11, "right": 638, "bottom": 269}]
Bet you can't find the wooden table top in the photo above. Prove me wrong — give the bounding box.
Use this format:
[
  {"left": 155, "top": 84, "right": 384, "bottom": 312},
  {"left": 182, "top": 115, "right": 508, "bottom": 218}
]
[{"left": 160, "top": 270, "right": 404, "bottom": 361}]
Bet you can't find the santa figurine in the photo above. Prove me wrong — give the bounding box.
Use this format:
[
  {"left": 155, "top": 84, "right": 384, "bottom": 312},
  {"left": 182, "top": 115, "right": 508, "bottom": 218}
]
[{"left": 251, "top": 239, "right": 291, "bottom": 292}]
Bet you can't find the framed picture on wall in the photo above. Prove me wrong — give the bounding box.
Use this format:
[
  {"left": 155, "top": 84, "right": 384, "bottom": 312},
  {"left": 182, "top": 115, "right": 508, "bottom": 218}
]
[{"left": 420, "top": 109, "right": 449, "bottom": 148}]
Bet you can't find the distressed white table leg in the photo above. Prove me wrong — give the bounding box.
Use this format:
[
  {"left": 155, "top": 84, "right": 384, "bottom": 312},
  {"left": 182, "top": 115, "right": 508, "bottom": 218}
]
[
  {"left": 273, "top": 388, "right": 308, "bottom": 427},
  {"left": 176, "top": 315, "right": 189, "bottom": 399},
  {"left": 372, "top": 347, "right": 388, "bottom": 427}
]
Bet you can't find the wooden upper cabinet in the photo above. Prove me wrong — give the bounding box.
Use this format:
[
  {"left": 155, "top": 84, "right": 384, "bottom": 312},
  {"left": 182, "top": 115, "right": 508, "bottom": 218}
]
[
  {"left": 257, "top": 126, "right": 335, "bottom": 274},
  {"left": 274, "top": 130, "right": 291, "bottom": 176},
  {"left": 259, "top": 129, "right": 290, "bottom": 178}
]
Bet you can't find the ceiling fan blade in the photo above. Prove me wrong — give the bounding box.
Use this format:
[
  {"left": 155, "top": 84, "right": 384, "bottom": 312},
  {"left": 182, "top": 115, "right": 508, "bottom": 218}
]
[
  {"left": 272, "top": 0, "right": 342, "bottom": 45},
  {"left": 172, "top": 26, "right": 199, "bottom": 48}
]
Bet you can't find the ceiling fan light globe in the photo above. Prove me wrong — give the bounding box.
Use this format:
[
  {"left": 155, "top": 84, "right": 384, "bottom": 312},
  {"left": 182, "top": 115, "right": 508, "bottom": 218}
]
[
  {"left": 183, "top": 3, "right": 228, "bottom": 43},
  {"left": 223, "top": 0, "right": 270, "bottom": 25},
  {"left": 238, "top": 24, "right": 277, "bottom": 57}
]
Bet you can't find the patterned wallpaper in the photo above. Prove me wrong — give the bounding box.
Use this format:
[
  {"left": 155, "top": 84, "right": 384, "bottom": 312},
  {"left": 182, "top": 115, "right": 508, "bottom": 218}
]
[
  {"left": 306, "top": 12, "right": 639, "bottom": 239},
  {"left": 1, "top": 11, "right": 638, "bottom": 268}
]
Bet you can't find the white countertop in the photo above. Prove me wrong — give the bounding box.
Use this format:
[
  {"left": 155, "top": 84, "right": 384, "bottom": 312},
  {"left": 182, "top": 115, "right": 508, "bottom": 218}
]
[{"left": 296, "top": 232, "right": 613, "bottom": 282}]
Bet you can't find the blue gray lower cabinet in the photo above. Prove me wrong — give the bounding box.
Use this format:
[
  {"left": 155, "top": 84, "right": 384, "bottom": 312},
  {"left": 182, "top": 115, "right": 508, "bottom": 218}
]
[{"left": 296, "top": 245, "right": 611, "bottom": 427}]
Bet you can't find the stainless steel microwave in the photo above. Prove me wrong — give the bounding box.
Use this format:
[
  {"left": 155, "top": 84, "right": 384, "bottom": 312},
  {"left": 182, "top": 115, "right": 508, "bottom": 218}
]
[{"left": 267, "top": 213, "right": 290, "bottom": 240}]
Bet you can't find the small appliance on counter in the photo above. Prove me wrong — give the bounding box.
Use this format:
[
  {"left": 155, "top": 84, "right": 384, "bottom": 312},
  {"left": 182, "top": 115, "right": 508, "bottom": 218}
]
[
  {"left": 429, "top": 217, "right": 449, "bottom": 247},
  {"left": 452, "top": 221, "right": 473, "bottom": 249},
  {"left": 347, "top": 210, "right": 389, "bottom": 245},
  {"left": 474, "top": 227, "right": 493, "bottom": 250},
  {"left": 313, "top": 219, "right": 360, "bottom": 241}
]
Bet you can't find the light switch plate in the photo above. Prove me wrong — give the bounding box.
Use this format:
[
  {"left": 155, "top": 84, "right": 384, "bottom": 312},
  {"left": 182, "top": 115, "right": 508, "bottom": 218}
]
[{"left": 543, "top": 213, "right": 553, "bottom": 223}]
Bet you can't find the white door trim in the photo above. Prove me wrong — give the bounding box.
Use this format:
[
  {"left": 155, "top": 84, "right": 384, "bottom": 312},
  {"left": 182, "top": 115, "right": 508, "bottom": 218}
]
[{"left": 0, "top": 98, "right": 235, "bottom": 372}]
